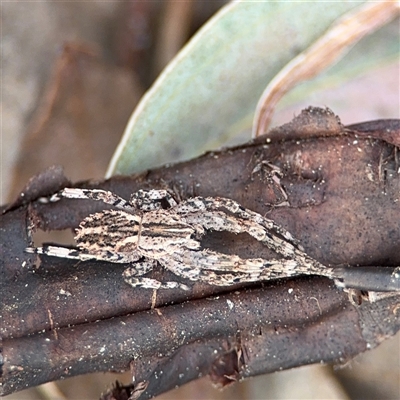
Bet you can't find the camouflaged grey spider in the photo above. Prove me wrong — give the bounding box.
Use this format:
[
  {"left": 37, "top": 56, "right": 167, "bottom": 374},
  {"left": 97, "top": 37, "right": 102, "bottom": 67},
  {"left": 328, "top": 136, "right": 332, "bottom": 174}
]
[{"left": 26, "top": 188, "right": 339, "bottom": 290}]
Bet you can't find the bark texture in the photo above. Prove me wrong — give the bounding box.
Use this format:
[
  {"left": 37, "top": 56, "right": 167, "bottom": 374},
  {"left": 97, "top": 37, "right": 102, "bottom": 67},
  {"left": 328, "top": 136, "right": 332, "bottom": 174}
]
[{"left": 1, "top": 108, "right": 399, "bottom": 398}]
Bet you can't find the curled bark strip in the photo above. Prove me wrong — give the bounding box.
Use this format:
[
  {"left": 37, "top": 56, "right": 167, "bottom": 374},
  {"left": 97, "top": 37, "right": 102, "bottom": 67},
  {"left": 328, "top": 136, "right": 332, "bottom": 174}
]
[
  {"left": 1, "top": 108, "right": 399, "bottom": 397},
  {"left": 252, "top": 2, "right": 400, "bottom": 137},
  {"left": 2, "top": 165, "right": 70, "bottom": 214}
]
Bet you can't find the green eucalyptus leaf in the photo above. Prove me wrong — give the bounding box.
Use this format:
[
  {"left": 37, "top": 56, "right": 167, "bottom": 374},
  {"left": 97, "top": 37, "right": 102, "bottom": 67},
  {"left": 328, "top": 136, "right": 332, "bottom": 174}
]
[
  {"left": 107, "top": 0, "right": 384, "bottom": 177},
  {"left": 278, "top": 18, "right": 400, "bottom": 109}
]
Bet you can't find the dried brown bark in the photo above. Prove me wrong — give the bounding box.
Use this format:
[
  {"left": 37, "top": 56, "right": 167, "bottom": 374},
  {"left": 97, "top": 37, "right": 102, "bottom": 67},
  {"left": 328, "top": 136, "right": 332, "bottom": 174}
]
[{"left": 1, "top": 108, "right": 399, "bottom": 398}]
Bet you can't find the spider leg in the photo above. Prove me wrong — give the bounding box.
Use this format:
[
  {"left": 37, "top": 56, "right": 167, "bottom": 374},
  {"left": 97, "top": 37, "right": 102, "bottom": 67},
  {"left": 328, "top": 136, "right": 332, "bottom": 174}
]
[
  {"left": 123, "top": 274, "right": 189, "bottom": 290},
  {"left": 130, "top": 189, "right": 178, "bottom": 211},
  {"left": 157, "top": 256, "right": 202, "bottom": 281},
  {"left": 169, "top": 249, "right": 335, "bottom": 281},
  {"left": 160, "top": 256, "right": 292, "bottom": 287},
  {"left": 26, "top": 245, "right": 82, "bottom": 260},
  {"left": 158, "top": 250, "right": 335, "bottom": 289},
  {"left": 177, "top": 198, "right": 340, "bottom": 282},
  {"left": 181, "top": 206, "right": 300, "bottom": 258},
  {"left": 51, "top": 188, "right": 136, "bottom": 212},
  {"left": 125, "top": 259, "right": 157, "bottom": 276},
  {"left": 124, "top": 255, "right": 203, "bottom": 290},
  {"left": 26, "top": 245, "right": 141, "bottom": 263},
  {"left": 174, "top": 196, "right": 302, "bottom": 251},
  {"left": 123, "top": 262, "right": 189, "bottom": 290},
  {"left": 170, "top": 249, "right": 267, "bottom": 273}
]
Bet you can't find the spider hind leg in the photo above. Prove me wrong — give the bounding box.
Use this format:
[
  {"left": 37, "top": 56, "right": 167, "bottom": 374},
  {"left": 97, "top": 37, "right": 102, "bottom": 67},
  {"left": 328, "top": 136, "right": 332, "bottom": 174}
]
[
  {"left": 26, "top": 245, "right": 138, "bottom": 263},
  {"left": 52, "top": 188, "right": 135, "bottom": 212},
  {"left": 26, "top": 245, "right": 81, "bottom": 260}
]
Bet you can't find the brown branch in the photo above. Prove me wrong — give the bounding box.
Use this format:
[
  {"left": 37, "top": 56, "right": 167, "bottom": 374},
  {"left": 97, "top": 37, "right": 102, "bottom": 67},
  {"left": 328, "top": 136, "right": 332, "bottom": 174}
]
[{"left": 1, "top": 108, "right": 399, "bottom": 397}]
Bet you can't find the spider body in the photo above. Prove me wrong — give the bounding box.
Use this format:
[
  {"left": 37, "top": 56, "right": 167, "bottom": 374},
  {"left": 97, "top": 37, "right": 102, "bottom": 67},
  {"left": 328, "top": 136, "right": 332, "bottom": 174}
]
[
  {"left": 76, "top": 209, "right": 200, "bottom": 262},
  {"left": 27, "top": 188, "right": 337, "bottom": 290},
  {"left": 25, "top": 188, "right": 400, "bottom": 294}
]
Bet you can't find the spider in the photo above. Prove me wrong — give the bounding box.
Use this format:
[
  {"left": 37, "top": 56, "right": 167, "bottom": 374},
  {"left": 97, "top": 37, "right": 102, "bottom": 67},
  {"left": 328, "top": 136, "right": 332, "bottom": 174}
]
[{"left": 26, "top": 188, "right": 340, "bottom": 291}]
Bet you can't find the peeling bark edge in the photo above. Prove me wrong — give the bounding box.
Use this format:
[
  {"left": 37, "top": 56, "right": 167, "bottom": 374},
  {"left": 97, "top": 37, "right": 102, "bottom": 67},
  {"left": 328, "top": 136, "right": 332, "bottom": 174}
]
[
  {"left": 3, "top": 279, "right": 399, "bottom": 397},
  {"left": 1, "top": 109, "right": 400, "bottom": 397}
]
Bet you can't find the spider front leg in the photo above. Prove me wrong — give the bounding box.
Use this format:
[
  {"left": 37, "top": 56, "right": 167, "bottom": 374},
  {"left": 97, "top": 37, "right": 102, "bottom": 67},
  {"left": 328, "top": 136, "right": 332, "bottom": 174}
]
[
  {"left": 175, "top": 196, "right": 301, "bottom": 246},
  {"left": 214, "top": 198, "right": 304, "bottom": 250},
  {"left": 160, "top": 253, "right": 290, "bottom": 287},
  {"left": 176, "top": 198, "right": 302, "bottom": 258},
  {"left": 176, "top": 198, "right": 351, "bottom": 286},
  {"left": 165, "top": 249, "right": 335, "bottom": 286},
  {"left": 52, "top": 188, "right": 136, "bottom": 212}
]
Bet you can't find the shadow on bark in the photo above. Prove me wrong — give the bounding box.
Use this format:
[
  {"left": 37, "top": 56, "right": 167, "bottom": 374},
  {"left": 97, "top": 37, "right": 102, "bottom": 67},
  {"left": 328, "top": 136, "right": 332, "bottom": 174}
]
[{"left": 1, "top": 108, "right": 399, "bottom": 398}]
